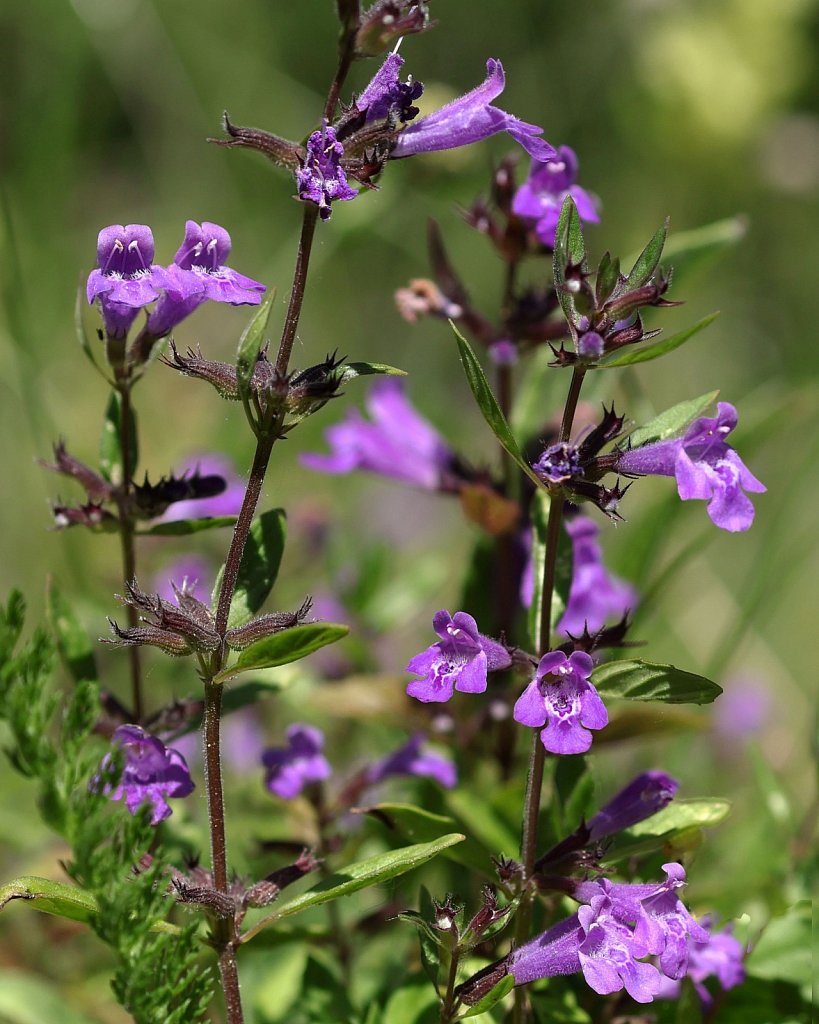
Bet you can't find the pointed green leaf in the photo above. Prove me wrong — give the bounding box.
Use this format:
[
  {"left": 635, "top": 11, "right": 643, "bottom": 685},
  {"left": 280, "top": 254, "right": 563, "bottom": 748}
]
[
  {"left": 137, "top": 515, "right": 237, "bottom": 537},
  {"left": 603, "top": 798, "right": 731, "bottom": 862},
  {"left": 626, "top": 219, "right": 668, "bottom": 289},
  {"left": 45, "top": 578, "right": 97, "bottom": 682},
  {"left": 595, "top": 251, "right": 620, "bottom": 306},
  {"left": 0, "top": 876, "right": 97, "bottom": 924},
  {"left": 236, "top": 289, "right": 275, "bottom": 403},
  {"left": 592, "top": 659, "right": 722, "bottom": 704},
  {"left": 459, "top": 974, "right": 515, "bottom": 1018},
  {"left": 362, "top": 803, "right": 496, "bottom": 877},
  {"left": 214, "top": 623, "right": 349, "bottom": 683},
  {"left": 335, "top": 361, "right": 407, "bottom": 384},
  {"left": 451, "top": 323, "right": 543, "bottom": 490},
  {"left": 99, "top": 390, "right": 137, "bottom": 485},
  {"left": 598, "top": 312, "right": 719, "bottom": 368},
  {"left": 627, "top": 390, "right": 719, "bottom": 448},
  {"left": 527, "top": 491, "right": 549, "bottom": 652},
  {"left": 212, "top": 508, "right": 286, "bottom": 629},
  {"left": 241, "top": 834, "right": 466, "bottom": 942},
  {"left": 746, "top": 902, "right": 811, "bottom": 987},
  {"left": 663, "top": 215, "right": 748, "bottom": 281},
  {"left": 553, "top": 195, "right": 586, "bottom": 328}
]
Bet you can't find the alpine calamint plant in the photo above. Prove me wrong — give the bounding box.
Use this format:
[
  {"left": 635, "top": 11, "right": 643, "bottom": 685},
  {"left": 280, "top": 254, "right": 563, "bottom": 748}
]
[{"left": 0, "top": 2, "right": 792, "bottom": 1023}]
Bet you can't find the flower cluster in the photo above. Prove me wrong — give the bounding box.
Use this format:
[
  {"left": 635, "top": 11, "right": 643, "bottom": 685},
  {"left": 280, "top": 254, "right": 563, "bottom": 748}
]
[
  {"left": 617, "top": 402, "right": 766, "bottom": 532},
  {"left": 86, "top": 221, "right": 264, "bottom": 351},
  {"left": 94, "top": 725, "right": 194, "bottom": 825},
  {"left": 217, "top": 54, "right": 555, "bottom": 221},
  {"left": 506, "top": 864, "right": 709, "bottom": 1004}
]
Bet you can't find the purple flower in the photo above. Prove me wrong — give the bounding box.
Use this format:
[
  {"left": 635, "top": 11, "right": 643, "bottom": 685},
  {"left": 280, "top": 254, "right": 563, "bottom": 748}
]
[
  {"left": 153, "top": 555, "right": 214, "bottom": 605},
  {"left": 557, "top": 515, "right": 637, "bottom": 637},
  {"left": 96, "top": 725, "right": 194, "bottom": 825},
  {"left": 86, "top": 224, "right": 164, "bottom": 337},
  {"left": 587, "top": 771, "right": 679, "bottom": 841},
  {"left": 405, "top": 610, "right": 511, "bottom": 704},
  {"left": 513, "top": 650, "right": 608, "bottom": 754},
  {"left": 714, "top": 676, "right": 770, "bottom": 741},
  {"left": 531, "top": 441, "right": 581, "bottom": 485},
  {"left": 262, "top": 724, "right": 332, "bottom": 799},
  {"left": 145, "top": 221, "right": 265, "bottom": 337},
  {"left": 366, "top": 734, "right": 457, "bottom": 789},
  {"left": 512, "top": 145, "right": 599, "bottom": 248},
  {"left": 577, "top": 894, "right": 663, "bottom": 1003},
  {"left": 301, "top": 378, "right": 456, "bottom": 491},
  {"left": 656, "top": 920, "right": 746, "bottom": 1006},
  {"left": 160, "top": 455, "right": 245, "bottom": 522},
  {"left": 357, "top": 52, "right": 424, "bottom": 124},
  {"left": 631, "top": 863, "right": 709, "bottom": 979},
  {"left": 509, "top": 913, "right": 585, "bottom": 985},
  {"left": 296, "top": 126, "right": 358, "bottom": 221},
  {"left": 617, "top": 402, "right": 765, "bottom": 532},
  {"left": 391, "top": 59, "right": 555, "bottom": 161}
]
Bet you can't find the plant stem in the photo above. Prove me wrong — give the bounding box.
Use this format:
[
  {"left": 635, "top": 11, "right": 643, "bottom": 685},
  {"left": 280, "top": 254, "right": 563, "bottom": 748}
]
[
  {"left": 113, "top": 380, "right": 143, "bottom": 722},
  {"left": 512, "top": 367, "right": 586, "bottom": 1023},
  {"left": 439, "top": 948, "right": 461, "bottom": 1023},
  {"left": 274, "top": 204, "right": 319, "bottom": 377}
]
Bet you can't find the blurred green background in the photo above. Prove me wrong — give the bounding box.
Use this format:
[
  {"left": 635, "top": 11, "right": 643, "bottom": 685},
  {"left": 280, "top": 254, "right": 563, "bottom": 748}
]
[{"left": 0, "top": 0, "right": 817, "bottom": 1020}]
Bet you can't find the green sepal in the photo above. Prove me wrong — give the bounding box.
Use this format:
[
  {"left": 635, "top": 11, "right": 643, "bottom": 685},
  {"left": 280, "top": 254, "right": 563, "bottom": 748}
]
[
  {"left": 592, "top": 658, "right": 722, "bottom": 704},
  {"left": 213, "top": 622, "right": 349, "bottom": 684}
]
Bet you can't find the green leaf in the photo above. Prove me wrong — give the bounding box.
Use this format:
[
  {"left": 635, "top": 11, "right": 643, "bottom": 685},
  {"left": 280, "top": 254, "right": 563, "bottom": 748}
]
[
  {"left": 236, "top": 290, "right": 275, "bottom": 403},
  {"left": 214, "top": 623, "right": 349, "bottom": 683},
  {"left": 625, "top": 219, "right": 668, "bottom": 289},
  {"left": 527, "top": 490, "right": 550, "bottom": 652},
  {"left": 451, "top": 323, "right": 542, "bottom": 489},
  {"left": 628, "top": 390, "right": 719, "bottom": 448},
  {"left": 598, "top": 312, "right": 719, "bottom": 368},
  {"left": 0, "top": 875, "right": 97, "bottom": 924},
  {"left": 397, "top": 910, "right": 442, "bottom": 987},
  {"left": 746, "top": 902, "right": 812, "bottom": 987},
  {"left": 241, "top": 834, "right": 465, "bottom": 942},
  {"left": 445, "top": 789, "right": 518, "bottom": 857},
  {"left": 335, "top": 361, "right": 407, "bottom": 384},
  {"left": 0, "top": 970, "right": 98, "bottom": 1024},
  {"left": 604, "top": 798, "right": 731, "bottom": 861},
  {"left": 459, "top": 974, "right": 515, "bottom": 1018},
  {"left": 381, "top": 982, "right": 439, "bottom": 1024},
  {"left": 45, "top": 577, "right": 97, "bottom": 682},
  {"left": 553, "top": 195, "right": 586, "bottom": 328},
  {"left": 362, "top": 803, "right": 496, "bottom": 877},
  {"left": 137, "top": 515, "right": 237, "bottom": 536},
  {"left": 595, "top": 251, "right": 620, "bottom": 306},
  {"left": 592, "top": 659, "right": 722, "bottom": 704},
  {"left": 662, "top": 215, "right": 748, "bottom": 280},
  {"left": 212, "top": 508, "right": 286, "bottom": 628},
  {"left": 99, "top": 390, "right": 138, "bottom": 485}
]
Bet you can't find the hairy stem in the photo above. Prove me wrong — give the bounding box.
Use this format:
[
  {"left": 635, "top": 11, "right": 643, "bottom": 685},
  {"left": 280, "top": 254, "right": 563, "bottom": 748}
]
[
  {"left": 512, "top": 367, "right": 586, "bottom": 1023},
  {"left": 113, "top": 381, "right": 143, "bottom": 722},
  {"left": 274, "top": 205, "right": 319, "bottom": 377}
]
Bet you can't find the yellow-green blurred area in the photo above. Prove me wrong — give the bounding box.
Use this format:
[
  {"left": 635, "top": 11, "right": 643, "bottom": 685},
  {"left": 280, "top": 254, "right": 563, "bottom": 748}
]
[{"left": 0, "top": 0, "right": 817, "bottom": 1021}]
